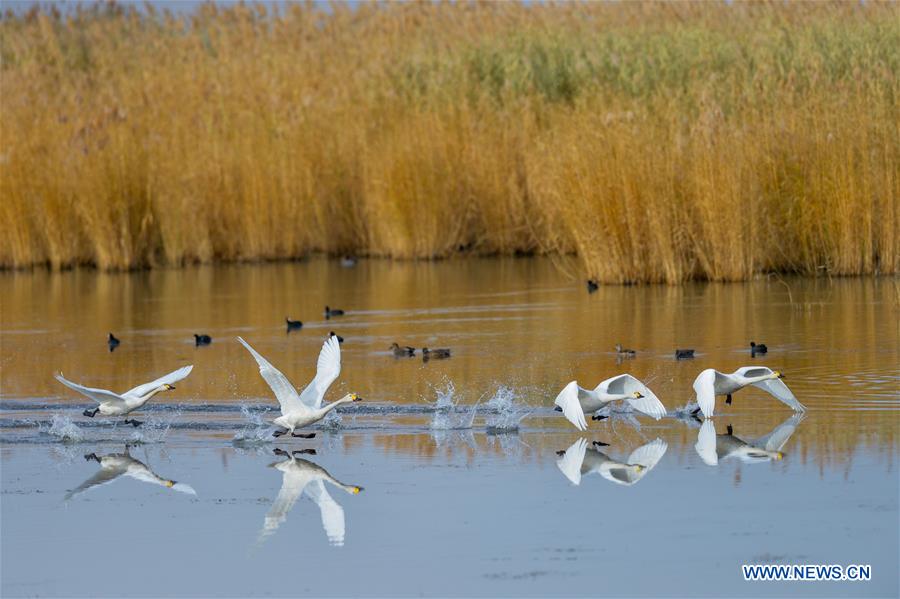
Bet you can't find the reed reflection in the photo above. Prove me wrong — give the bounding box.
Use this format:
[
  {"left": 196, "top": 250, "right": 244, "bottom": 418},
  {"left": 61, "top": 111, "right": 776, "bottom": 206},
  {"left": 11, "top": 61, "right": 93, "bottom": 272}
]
[{"left": 256, "top": 449, "right": 364, "bottom": 548}]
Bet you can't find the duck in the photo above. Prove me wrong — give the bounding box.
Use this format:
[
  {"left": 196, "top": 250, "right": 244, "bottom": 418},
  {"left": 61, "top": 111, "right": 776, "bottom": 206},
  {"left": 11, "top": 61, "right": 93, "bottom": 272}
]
[
  {"left": 329, "top": 331, "right": 344, "bottom": 343},
  {"left": 615, "top": 344, "right": 636, "bottom": 358},
  {"left": 390, "top": 343, "right": 416, "bottom": 357},
  {"left": 422, "top": 347, "right": 451, "bottom": 361},
  {"left": 107, "top": 333, "right": 120, "bottom": 352},
  {"left": 256, "top": 448, "right": 363, "bottom": 547},
  {"left": 675, "top": 348, "right": 695, "bottom": 360},
  {"left": 65, "top": 449, "right": 196, "bottom": 501},
  {"left": 691, "top": 366, "right": 805, "bottom": 418},
  {"left": 586, "top": 279, "right": 599, "bottom": 293},
  {"left": 194, "top": 334, "right": 212, "bottom": 346},
  {"left": 553, "top": 374, "right": 667, "bottom": 431},
  {"left": 324, "top": 306, "right": 344, "bottom": 319},
  {"left": 285, "top": 317, "right": 303, "bottom": 332},
  {"left": 556, "top": 437, "right": 668, "bottom": 487},
  {"left": 237, "top": 335, "right": 361, "bottom": 438},
  {"left": 750, "top": 341, "right": 768, "bottom": 356},
  {"left": 694, "top": 414, "right": 804, "bottom": 466},
  {"left": 55, "top": 365, "right": 193, "bottom": 427}
]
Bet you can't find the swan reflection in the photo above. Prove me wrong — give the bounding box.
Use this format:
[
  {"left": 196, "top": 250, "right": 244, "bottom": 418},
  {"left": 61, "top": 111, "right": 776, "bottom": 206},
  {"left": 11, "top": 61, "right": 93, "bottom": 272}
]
[
  {"left": 65, "top": 449, "right": 196, "bottom": 501},
  {"left": 256, "top": 449, "right": 363, "bottom": 548},
  {"left": 694, "top": 414, "right": 805, "bottom": 466},
  {"left": 556, "top": 438, "right": 668, "bottom": 486}
]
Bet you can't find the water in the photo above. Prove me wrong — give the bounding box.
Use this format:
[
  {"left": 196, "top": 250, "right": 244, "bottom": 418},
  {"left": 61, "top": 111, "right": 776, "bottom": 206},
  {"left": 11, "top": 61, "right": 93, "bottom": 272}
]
[{"left": 1, "top": 259, "right": 897, "bottom": 597}]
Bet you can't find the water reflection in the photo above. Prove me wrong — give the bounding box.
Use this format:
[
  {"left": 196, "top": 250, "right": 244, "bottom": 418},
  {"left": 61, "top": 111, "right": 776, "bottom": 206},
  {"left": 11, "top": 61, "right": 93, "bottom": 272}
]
[
  {"left": 555, "top": 438, "right": 668, "bottom": 486},
  {"left": 256, "top": 449, "right": 364, "bottom": 548},
  {"left": 694, "top": 414, "right": 805, "bottom": 466},
  {"left": 64, "top": 449, "right": 196, "bottom": 501}
]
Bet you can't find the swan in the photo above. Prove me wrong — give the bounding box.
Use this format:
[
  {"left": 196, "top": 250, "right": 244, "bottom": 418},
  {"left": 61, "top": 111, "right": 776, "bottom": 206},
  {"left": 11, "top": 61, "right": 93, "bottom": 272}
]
[
  {"left": 553, "top": 374, "right": 667, "bottom": 431},
  {"left": 65, "top": 450, "right": 196, "bottom": 501},
  {"left": 692, "top": 366, "right": 805, "bottom": 418},
  {"left": 556, "top": 437, "right": 668, "bottom": 486},
  {"left": 694, "top": 414, "right": 804, "bottom": 466},
  {"left": 237, "top": 335, "right": 361, "bottom": 438},
  {"left": 55, "top": 365, "right": 193, "bottom": 426},
  {"left": 256, "top": 448, "right": 363, "bottom": 547}
]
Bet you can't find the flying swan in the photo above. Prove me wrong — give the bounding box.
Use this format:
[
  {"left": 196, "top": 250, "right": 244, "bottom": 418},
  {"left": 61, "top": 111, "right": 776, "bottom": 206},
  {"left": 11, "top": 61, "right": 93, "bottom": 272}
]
[
  {"left": 237, "top": 335, "right": 361, "bottom": 438},
  {"left": 556, "top": 437, "right": 668, "bottom": 486},
  {"left": 553, "top": 374, "right": 667, "bottom": 431},
  {"left": 65, "top": 450, "right": 196, "bottom": 501},
  {"left": 692, "top": 366, "right": 805, "bottom": 419},
  {"left": 256, "top": 448, "right": 363, "bottom": 547},
  {"left": 55, "top": 365, "right": 193, "bottom": 427}
]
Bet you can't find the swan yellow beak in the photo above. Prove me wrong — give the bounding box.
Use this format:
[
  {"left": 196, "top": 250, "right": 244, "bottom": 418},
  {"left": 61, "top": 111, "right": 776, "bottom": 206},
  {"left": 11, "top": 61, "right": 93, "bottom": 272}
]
[
  {"left": 352, "top": 486, "right": 363, "bottom": 494},
  {"left": 633, "top": 391, "right": 644, "bottom": 399},
  {"left": 351, "top": 393, "right": 362, "bottom": 402},
  {"left": 774, "top": 452, "right": 784, "bottom": 461},
  {"left": 165, "top": 480, "right": 175, "bottom": 487},
  {"left": 164, "top": 384, "right": 175, "bottom": 390},
  {"left": 774, "top": 371, "right": 784, "bottom": 379}
]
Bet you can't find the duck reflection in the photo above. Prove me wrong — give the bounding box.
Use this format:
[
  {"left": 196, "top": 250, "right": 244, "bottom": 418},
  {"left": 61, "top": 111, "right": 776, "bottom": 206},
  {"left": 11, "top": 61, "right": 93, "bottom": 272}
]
[
  {"left": 256, "top": 449, "right": 363, "bottom": 548},
  {"left": 694, "top": 414, "right": 805, "bottom": 466},
  {"left": 65, "top": 449, "right": 196, "bottom": 501},
  {"left": 556, "top": 438, "right": 668, "bottom": 486}
]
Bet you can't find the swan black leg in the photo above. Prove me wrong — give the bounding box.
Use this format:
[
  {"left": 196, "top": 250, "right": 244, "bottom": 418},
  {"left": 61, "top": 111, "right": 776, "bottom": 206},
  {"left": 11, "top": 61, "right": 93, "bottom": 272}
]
[
  {"left": 84, "top": 453, "right": 100, "bottom": 463},
  {"left": 272, "top": 429, "right": 287, "bottom": 438},
  {"left": 83, "top": 408, "right": 99, "bottom": 418},
  {"left": 292, "top": 432, "right": 316, "bottom": 439},
  {"left": 592, "top": 441, "right": 610, "bottom": 447},
  {"left": 691, "top": 407, "right": 702, "bottom": 416},
  {"left": 591, "top": 414, "right": 608, "bottom": 421},
  {"left": 273, "top": 448, "right": 289, "bottom": 457},
  {"left": 293, "top": 449, "right": 316, "bottom": 456},
  {"left": 725, "top": 394, "right": 733, "bottom": 406},
  {"left": 124, "top": 418, "right": 142, "bottom": 427}
]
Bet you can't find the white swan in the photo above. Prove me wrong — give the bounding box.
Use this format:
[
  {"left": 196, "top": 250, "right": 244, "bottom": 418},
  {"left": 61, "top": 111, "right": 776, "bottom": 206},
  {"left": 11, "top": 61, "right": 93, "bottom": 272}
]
[
  {"left": 237, "top": 335, "right": 361, "bottom": 438},
  {"left": 695, "top": 414, "right": 805, "bottom": 466},
  {"left": 553, "top": 374, "right": 667, "bottom": 431},
  {"left": 692, "top": 366, "right": 805, "bottom": 418},
  {"left": 65, "top": 450, "right": 196, "bottom": 501},
  {"left": 55, "top": 365, "right": 193, "bottom": 426},
  {"left": 556, "top": 437, "right": 668, "bottom": 486},
  {"left": 256, "top": 449, "right": 363, "bottom": 547}
]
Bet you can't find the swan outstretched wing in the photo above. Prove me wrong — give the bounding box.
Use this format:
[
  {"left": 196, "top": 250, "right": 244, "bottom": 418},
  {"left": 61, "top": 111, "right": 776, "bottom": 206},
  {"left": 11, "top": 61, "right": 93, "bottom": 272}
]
[
  {"left": 598, "top": 374, "right": 667, "bottom": 419},
  {"left": 692, "top": 369, "right": 718, "bottom": 418},
  {"left": 258, "top": 467, "right": 306, "bottom": 545},
  {"left": 55, "top": 374, "right": 125, "bottom": 406},
  {"left": 64, "top": 463, "right": 128, "bottom": 500},
  {"left": 299, "top": 336, "right": 342, "bottom": 409},
  {"left": 556, "top": 438, "right": 587, "bottom": 485},
  {"left": 123, "top": 365, "right": 194, "bottom": 399},
  {"left": 627, "top": 438, "right": 668, "bottom": 470},
  {"left": 237, "top": 337, "right": 303, "bottom": 415},
  {"left": 695, "top": 420, "right": 719, "bottom": 466},
  {"left": 305, "top": 480, "right": 346, "bottom": 546},
  {"left": 753, "top": 413, "right": 805, "bottom": 452},
  {"left": 734, "top": 367, "right": 806, "bottom": 412},
  {"left": 125, "top": 465, "right": 196, "bottom": 495},
  {"left": 554, "top": 381, "right": 587, "bottom": 431}
]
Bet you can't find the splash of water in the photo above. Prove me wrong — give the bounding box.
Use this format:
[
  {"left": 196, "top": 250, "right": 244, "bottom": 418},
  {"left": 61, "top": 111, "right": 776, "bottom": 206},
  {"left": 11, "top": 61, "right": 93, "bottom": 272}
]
[
  {"left": 485, "top": 386, "right": 531, "bottom": 433},
  {"left": 429, "top": 380, "right": 479, "bottom": 430},
  {"left": 45, "top": 414, "right": 85, "bottom": 443},
  {"left": 126, "top": 410, "right": 178, "bottom": 444},
  {"left": 232, "top": 404, "right": 273, "bottom": 446},
  {"left": 317, "top": 408, "right": 343, "bottom": 431}
]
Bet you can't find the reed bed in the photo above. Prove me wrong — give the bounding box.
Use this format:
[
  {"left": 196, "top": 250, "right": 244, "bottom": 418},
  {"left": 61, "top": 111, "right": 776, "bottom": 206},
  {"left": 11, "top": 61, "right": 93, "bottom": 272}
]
[{"left": 1, "top": 2, "right": 897, "bottom": 281}]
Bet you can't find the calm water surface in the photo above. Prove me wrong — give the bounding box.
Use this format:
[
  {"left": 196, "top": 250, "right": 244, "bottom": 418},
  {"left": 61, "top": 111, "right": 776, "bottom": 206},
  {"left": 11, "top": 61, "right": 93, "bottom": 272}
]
[{"left": 1, "top": 259, "right": 897, "bottom": 597}]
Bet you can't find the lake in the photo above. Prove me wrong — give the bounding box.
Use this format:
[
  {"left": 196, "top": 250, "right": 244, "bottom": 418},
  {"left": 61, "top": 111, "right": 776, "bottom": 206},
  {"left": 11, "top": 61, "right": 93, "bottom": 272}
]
[{"left": 1, "top": 258, "right": 897, "bottom": 597}]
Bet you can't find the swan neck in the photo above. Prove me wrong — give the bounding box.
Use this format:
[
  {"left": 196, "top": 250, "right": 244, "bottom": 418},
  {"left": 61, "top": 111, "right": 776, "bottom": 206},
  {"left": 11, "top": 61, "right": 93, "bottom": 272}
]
[{"left": 135, "top": 386, "right": 165, "bottom": 404}]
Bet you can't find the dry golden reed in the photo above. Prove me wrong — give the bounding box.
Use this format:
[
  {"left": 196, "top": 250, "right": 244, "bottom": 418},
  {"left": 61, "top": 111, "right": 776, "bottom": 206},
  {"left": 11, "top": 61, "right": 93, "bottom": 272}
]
[{"left": 1, "top": 1, "right": 897, "bottom": 282}]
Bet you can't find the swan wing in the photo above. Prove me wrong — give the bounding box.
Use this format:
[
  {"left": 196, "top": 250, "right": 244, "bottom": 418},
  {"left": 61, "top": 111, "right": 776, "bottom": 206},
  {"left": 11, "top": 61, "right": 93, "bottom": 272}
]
[
  {"left": 123, "top": 365, "right": 193, "bottom": 399},
  {"left": 556, "top": 438, "right": 587, "bottom": 485},
  {"left": 125, "top": 464, "right": 194, "bottom": 494},
  {"left": 753, "top": 413, "right": 805, "bottom": 452},
  {"left": 258, "top": 468, "right": 306, "bottom": 544},
  {"left": 753, "top": 379, "right": 806, "bottom": 412},
  {"left": 554, "top": 381, "right": 587, "bottom": 431},
  {"left": 627, "top": 438, "right": 668, "bottom": 470},
  {"left": 304, "top": 480, "right": 346, "bottom": 546},
  {"left": 695, "top": 420, "right": 719, "bottom": 466},
  {"left": 237, "top": 337, "right": 304, "bottom": 415},
  {"left": 692, "top": 369, "right": 718, "bottom": 418},
  {"left": 298, "top": 335, "right": 342, "bottom": 409},
  {"left": 55, "top": 374, "right": 125, "bottom": 406},
  {"left": 599, "top": 465, "right": 638, "bottom": 486},
  {"left": 598, "top": 374, "right": 667, "bottom": 419},
  {"left": 64, "top": 464, "right": 127, "bottom": 500}
]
